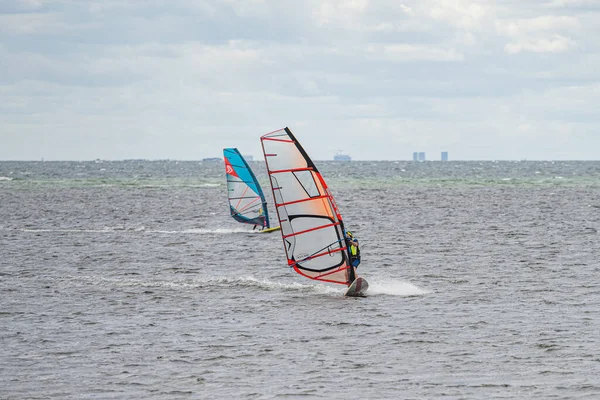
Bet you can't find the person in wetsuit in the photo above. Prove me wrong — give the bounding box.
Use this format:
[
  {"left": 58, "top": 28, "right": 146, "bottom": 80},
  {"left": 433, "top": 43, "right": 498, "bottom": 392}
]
[{"left": 345, "top": 231, "right": 361, "bottom": 268}]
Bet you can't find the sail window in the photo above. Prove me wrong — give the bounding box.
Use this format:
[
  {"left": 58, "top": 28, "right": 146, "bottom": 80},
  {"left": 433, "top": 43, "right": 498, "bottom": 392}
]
[{"left": 293, "top": 170, "right": 319, "bottom": 197}]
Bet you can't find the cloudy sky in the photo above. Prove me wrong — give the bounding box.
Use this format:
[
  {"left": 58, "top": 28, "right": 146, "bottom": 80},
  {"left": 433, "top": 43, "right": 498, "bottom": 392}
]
[{"left": 1, "top": 0, "right": 599, "bottom": 161}]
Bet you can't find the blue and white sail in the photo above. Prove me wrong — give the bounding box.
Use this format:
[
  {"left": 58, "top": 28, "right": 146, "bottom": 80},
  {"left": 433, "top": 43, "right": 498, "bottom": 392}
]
[{"left": 223, "top": 148, "right": 271, "bottom": 229}]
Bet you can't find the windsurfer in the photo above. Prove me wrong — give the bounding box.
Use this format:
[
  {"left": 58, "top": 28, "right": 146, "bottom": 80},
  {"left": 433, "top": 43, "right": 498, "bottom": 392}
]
[{"left": 346, "top": 231, "right": 361, "bottom": 268}]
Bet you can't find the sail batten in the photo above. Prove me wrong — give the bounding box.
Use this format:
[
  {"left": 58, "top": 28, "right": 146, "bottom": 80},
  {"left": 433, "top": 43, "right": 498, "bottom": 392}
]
[
  {"left": 229, "top": 196, "right": 263, "bottom": 201},
  {"left": 269, "top": 166, "right": 314, "bottom": 173},
  {"left": 279, "top": 195, "right": 328, "bottom": 207},
  {"left": 227, "top": 180, "right": 263, "bottom": 184},
  {"left": 263, "top": 137, "right": 294, "bottom": 144},
  {"left": 282, "top": 222, "right": 340, "bottom": 239},
  {"left": 260, "top": 127, "right": 353, "bottom": 285}
]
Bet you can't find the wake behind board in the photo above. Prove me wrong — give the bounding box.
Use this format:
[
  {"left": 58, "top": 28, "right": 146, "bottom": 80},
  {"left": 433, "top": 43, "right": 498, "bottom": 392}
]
[
  {"left": 345, "top": 277, "right": 369, "bottom": 297},
  {"left": 260, "top": 226, "right": 281, "bottom": 234}
]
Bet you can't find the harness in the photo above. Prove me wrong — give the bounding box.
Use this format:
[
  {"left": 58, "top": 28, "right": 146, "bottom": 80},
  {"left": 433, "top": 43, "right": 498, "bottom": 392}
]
[{"left": 348, "top": 239, "right": 360, "bottom": 258}]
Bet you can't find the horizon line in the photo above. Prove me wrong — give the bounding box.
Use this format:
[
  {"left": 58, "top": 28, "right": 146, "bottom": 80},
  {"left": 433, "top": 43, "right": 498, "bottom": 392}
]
[{"left": 1, "top": 159, "right": 599, "bottom": 162}]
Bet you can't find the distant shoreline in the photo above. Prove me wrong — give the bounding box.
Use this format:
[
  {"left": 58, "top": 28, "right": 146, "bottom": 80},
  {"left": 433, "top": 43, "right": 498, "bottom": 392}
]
[{"left": 1, "top": 159, "right": 600, "bottom": 163}]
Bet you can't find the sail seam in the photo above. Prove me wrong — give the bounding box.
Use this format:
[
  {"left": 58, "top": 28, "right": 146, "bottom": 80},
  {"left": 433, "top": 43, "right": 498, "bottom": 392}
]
[{"left": 270, "top": 167, "right": 313, "bottom": 174}]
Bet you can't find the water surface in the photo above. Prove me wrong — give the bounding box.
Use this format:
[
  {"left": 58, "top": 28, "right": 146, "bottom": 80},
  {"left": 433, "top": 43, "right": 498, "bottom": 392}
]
[{"left": 1, "top": 160, "right": 599, "bottom": 399}]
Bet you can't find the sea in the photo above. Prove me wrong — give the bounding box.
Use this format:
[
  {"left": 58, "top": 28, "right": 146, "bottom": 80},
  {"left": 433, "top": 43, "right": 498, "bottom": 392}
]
[{"left": 1, "top": 160, "right": 599, "bottom": 399}]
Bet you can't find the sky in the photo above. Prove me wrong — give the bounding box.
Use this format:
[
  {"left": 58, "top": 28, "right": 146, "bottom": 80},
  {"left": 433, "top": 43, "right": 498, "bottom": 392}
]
[{"left": 1, "top": 0, "right": 599, "bottom": 161}]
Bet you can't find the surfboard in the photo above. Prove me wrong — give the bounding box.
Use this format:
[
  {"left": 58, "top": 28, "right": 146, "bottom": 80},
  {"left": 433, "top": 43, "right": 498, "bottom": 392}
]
[
  {"left": 259, "top": 226, "right": 281, "bottom": 233},
  {"left": 345, "top": 276, "right": 369, "bottom": 297}
]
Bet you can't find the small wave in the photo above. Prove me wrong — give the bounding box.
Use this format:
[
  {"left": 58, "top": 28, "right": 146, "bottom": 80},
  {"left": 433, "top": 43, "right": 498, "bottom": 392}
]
[
  {"left": 19, "top": 227, "right": 148, "bottom": 233},
  {"left": 15, "top": 227, "right": 260, "bottom": 234},
  {"left": 150, "top": 228, "right": 261, "bottom": 234},
  {"left": 0, "top": 176, "right": 13, "bottom": 181},
  {"left": 20, "top": 228, "right": 118, "bottom": 233},
  {"left": 64, "top": 275, "right": 343, "bottom": 295},
  {"left": 58, "top": 275, "right": 425, "bottom": 297},
  {"left": 366, "top": 279, "right": 428, "bottom": 296},
  {"left": 223, "top": 277, "right": 427, "bottom": 297},
  {"left": 67, "top": 275, "right": 202, "bottom": 289},
  {"left": 225, "top": 276, "right": 343, "bottom": 295},
  {"left": 171, "top": 276, "right": 342, "bottom": 295}
]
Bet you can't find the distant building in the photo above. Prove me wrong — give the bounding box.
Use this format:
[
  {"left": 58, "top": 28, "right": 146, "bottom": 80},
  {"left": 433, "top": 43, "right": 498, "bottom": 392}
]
[
  {"left": 413, "top": 152, "right": 418, "bottom": 161},
  {"left": 418, "top": 152, "right": 426, "bottom": 162},
  {"left": 334, "top": 152, "right": 351, "bottom": 161},
  {"left": 202, "top": 157, "right": 222, "bottom": 162},
  {"left": 243, "top": 155, "right": 254, "bottom": 161},
  {"left": 441, "top": 151, "right": 448, "bottom": 161}
]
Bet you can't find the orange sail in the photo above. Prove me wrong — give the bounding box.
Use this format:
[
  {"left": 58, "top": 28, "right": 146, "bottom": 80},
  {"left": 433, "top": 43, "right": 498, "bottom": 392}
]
[{"left": 260, "top": 127, "right": 355, "bottom": 285}]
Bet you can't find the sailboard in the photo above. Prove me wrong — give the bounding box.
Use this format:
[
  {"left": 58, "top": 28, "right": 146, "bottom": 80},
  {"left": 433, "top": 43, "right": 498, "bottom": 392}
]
[
  {"left": 223, "top": 148, "right": 281, "bottom": 233},
  {"left": 260, "top": 127, "right": 368, "bottom": 296}
]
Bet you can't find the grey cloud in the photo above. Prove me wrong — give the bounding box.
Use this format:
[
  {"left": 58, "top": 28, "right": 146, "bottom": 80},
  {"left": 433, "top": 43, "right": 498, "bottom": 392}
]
[{"left": 1, "top": 0, "right": 599, "bottom": 160}]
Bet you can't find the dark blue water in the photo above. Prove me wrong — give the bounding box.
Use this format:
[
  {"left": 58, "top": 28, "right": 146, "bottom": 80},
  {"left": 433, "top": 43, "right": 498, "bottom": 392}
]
[{"left": 1, "top": 160, "right": 600, "bottom": 399}]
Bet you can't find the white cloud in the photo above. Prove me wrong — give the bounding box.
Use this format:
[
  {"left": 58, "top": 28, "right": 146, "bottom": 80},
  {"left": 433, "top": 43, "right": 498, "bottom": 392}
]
[
  {"left": 314, "top": 0, "right": 369, "bottom": 26},
  {"left": 496, "top": 15, "right": 581, "bottom": 54},
  {"left": 0, "top": 0, "right": 599, "bottom": 160},
  {"left": 426, "top": 0, "right": 489, "bottom": 30},
  {"left": 496, "top": 15, "right": 581, "bottom": 36},
  {"left": 0, "top": 0, "right": 46, "bottom": 13},
  {"left": 367, "top": 43, "right": 464, "bottom": 62},
  {"left": 504, "top": 34, "right": 576, "bottom": 53},
  {"left": 548, "top": 0, "right": 600, "bottom": 7},
  {"left": 0, "top": 12, "right": 67, "bottom": 35},
  {"left": 400, "top": 4, "right": 413, "bottom": 15}
]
